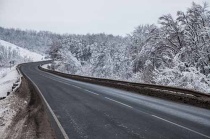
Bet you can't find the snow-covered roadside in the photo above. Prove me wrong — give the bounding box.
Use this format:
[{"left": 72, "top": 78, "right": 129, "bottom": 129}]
[
  {"left": 0, "top": 40, "right": 45, "bottom": 138},
  {"left": 0, "top": 67, "right": 21, "bottom": 98},
  {"left": 0, "top": 66, "right": 22, "bottom": 137},
  {"left": 41, "top": 63, "right": 51, "bottom": 69},
  {"left": 0, "top": 67, "right": 55, "bottom": 139},
  {"left": 0, "top": 93, "right": 22, "bottom": 137},
  {"left": 0, "top": 39, "right": 44, "bottom": 98}
]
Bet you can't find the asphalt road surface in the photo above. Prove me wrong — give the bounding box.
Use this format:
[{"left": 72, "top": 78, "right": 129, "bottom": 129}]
[{"left": 20, "top": 61, "right": 210, "bottom": 139}]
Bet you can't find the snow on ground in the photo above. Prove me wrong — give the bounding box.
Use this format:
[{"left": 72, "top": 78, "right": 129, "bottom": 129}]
[
  {"left": 42, "top": 64, "right": 49, "bottom": 69},
  {"left": 0, "top": 40, "right": 46, "bottom": 138},
  {"left": 0, "top": 40, "right": 44, "bottom": 61},
  {"left": 0, "top": 39, "right": 45, "bottom": 98},
  {"left": 0, "top": 96, "right": 16, "bottom": 136},
  {"left": 0, "top": 67, "right": 20, "bottom": 97},
  {"left": 0, "top": 66, "right": 21, "bottom": 137}
]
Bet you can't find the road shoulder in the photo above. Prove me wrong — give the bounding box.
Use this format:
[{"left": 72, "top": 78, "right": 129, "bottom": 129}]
[{"left": 0, "top": 77, "right": 56, "bottom": 139}]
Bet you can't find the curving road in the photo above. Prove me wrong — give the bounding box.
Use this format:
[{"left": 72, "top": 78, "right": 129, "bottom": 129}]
[{"left": 20, "top": 61, "right": 210, "bottom": 139}]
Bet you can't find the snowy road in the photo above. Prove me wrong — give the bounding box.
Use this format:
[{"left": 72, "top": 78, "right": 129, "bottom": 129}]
[{"left": 20, "top": 61, "right": 210, "bottom": 139}]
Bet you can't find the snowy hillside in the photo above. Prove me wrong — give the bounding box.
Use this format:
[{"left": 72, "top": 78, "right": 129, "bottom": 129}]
[
  {"left": 0, "top": 40, "right": 44, "bottom": 98},
  {"left": 0, "top": 40, "right": 44, "bottom": 62}
]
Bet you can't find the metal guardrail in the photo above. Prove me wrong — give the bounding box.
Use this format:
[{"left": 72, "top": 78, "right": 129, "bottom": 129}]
[
  {"left": 38, "top": 65, "right": 210, "bottom": 98},
  {"left": 38, "top": 65, "right": 210, "bottom": 109}
]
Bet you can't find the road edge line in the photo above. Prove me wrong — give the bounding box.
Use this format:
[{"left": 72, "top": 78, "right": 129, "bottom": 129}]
[
  {"left": 21, "top": 67, "right": 69, "bottom": 139},
  {"left": 151, "top": 115, "right": 210, "bottom": 139}
]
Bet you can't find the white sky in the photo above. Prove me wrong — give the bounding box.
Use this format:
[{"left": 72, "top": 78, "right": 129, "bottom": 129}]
[{"left": 0, "top": 0, "right": 207, "bottom": 36}]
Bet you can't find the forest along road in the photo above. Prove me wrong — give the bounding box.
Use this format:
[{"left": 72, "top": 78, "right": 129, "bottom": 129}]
[{"left": 20, "top": 61, "right": 210, "bottom": 139}]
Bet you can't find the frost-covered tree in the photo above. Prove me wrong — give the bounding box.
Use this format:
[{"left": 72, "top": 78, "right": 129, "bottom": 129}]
[
  {"left": 0, "top": 45, "right": 21, "bottom": 66},
  {"left": 153, "top": 2, "right": 210, "bottom": 92},
  {"left": 176, "top": 2, "right": 210, "bottom": 74},
  {"left": 129, "top": 24, "right": 158, "bottom": 73}
]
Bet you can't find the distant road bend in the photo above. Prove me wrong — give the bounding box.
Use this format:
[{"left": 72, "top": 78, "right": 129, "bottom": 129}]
[{"left": 20, "top": 61, "right": 210, "bottom": 139}]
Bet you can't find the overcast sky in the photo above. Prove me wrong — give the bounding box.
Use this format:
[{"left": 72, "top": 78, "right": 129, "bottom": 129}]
[{"left": 0, "top": 0, "right": 207, "bottom": 36}]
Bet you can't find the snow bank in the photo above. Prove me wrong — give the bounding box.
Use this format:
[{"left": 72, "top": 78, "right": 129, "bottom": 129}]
[
  {"left": 0, "top": 40, "right": 44, "bottom": 61},
  {"left": 42, "top": 64, "right": 49, "bottom": 69},
  {"left": 0, "top": 67, "right": 21, "bottom": 97}
]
